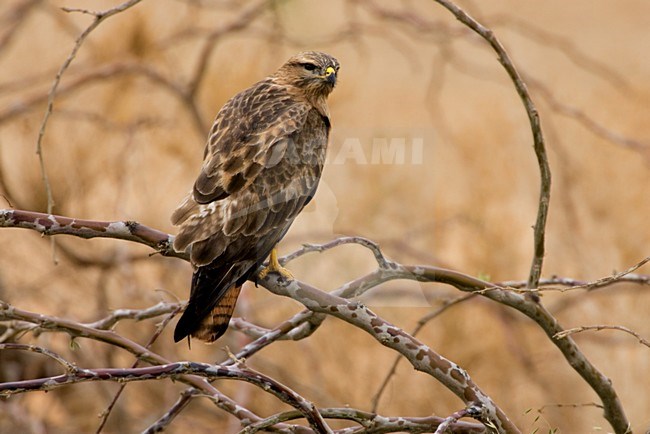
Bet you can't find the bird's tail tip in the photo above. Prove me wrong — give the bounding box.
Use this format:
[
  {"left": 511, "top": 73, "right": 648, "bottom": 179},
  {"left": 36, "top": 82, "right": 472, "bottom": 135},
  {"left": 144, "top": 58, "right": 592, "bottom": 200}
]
[{"left": 173, "top": 285, "right": 241, "bottom": 344}]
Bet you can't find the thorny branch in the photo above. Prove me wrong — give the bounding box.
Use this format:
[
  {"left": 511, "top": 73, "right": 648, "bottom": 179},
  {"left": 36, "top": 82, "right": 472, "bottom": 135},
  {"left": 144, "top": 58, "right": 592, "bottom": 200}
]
[
  {"left": 95, "top": 303, "right": 184, "bottom": 433},
  {"left": 0, "top": 361, "right": 333, "bottom": 433},
  {"left": 1, "top": 1, "right": 648, "bottom": 433},
  {"left": 0, "top": 343, "right": 78, "bottom": 373},
  {"left": 2, "top": 211, "right": 648, "bottom": 432},
  {"left": 0, "top": 301, "right": 286, "bottom": 432},
  {"left": 142, "top": 389, "right": 200, "bottom": 434},
  {"left": 431, "top": 0, "right": 551, "bottom": 293},
  {"left": 240, "top": 408, "right": 485, "bottom": 434},
  {"left": 0, "top": 208, "right": 185, "bottom": 260},
  {"left": 36, "top": 0, "right": 144, "bottom": 216},
  {"left": 555, "top": 325, "right": 650, "bottom": 349}
]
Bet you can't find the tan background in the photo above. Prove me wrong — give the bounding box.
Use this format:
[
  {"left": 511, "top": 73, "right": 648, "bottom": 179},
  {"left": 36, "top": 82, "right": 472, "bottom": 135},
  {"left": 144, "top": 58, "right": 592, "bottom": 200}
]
[{"left": 1, "top": 0, "right": 649, "bottom": 432}]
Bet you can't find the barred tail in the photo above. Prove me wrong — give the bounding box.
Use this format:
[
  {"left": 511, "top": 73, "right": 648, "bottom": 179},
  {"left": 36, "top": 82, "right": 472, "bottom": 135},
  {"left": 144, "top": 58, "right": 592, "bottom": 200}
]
[
  {"left": 174, "top": 266, "right": 243, "bottom": 343},
  {"left": 191, "top": 285, "right": 241, "bottom": 342}
]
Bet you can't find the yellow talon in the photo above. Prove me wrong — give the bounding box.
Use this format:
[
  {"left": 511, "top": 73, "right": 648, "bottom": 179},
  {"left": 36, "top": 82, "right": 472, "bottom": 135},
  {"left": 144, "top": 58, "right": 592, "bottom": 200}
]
[{"left": 258, "top": 248, "right": 294, "bottom": 280}]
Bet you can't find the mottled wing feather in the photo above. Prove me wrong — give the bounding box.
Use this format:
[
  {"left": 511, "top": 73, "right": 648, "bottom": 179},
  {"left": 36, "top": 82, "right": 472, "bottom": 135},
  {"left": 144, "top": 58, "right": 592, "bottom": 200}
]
[
  {"left": 171, "top": 51, "right": 337, "bottom": 343},
  {"left": 170, "top": 194, "right": 198, "bottom": 226},
  {"left": 172, "top": 84, "right": 316, "bottom": 261},
  {"left": 179, "top": 170, "right": 321, "bottom": 267},
  {"left": 192, "top": 80, "right": 311, "bottom": 204}
]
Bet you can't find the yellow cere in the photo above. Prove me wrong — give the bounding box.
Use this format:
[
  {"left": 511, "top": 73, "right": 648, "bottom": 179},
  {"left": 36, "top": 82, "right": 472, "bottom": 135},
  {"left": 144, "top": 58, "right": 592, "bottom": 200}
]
[{"left": 325, "top": 66, "right": 335, "bottom": 76}]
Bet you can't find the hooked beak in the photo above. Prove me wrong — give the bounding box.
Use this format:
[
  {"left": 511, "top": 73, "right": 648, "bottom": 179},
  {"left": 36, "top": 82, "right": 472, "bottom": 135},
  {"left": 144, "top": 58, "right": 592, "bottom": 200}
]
[{"left": 324, "top": 66, "right": 337, "bottom": 85}]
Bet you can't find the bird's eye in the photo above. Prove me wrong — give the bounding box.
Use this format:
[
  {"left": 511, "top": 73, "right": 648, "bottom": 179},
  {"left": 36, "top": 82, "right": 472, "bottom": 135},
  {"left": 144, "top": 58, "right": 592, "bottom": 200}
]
[{"left": 301, "top": 63, "right": 317, "bottom": 72}]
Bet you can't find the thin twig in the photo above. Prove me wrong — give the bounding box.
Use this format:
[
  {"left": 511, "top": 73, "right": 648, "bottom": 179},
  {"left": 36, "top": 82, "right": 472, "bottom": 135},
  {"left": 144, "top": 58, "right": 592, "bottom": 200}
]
[
  {"left": 0, "top": 301, "right": 271, "bottom": 428},
  {"left": 95, "top": 304, "right": 183, "bottom": 433},
  {"left": 555, "top": 325, "right": 650, "bottom": 348},
  {"left": 85, "top": 302, "right": 183, "bottom": 330},
  {"left": 432, "top": 0, "right": 551, "bottom": 292},
  {"left": 282, "top": 236, "right": 396, "bottom": 270},
  {"left": 142, "top": 389, "right": 200, "bottom": 434},
  {"left": 0, "top": 343, "right": 79, "bottom": 373},
  {"left": 531, "top": 256, "right": 650, "bottom": 293},
  {"left": 0, "top": 361, "right": 332, "bottom": 434},
  {"left": 35, "top": 0, "right": 144, "bottom": 216},
  {"left": 434, "top": 405, "right": 484, "bottom": 434}
]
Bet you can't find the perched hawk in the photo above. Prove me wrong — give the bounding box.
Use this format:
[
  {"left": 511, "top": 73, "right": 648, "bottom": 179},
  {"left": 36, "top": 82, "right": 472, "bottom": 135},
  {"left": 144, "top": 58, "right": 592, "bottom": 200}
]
[{"left": 172, "top": 51, "right": 339, "bottom": 343}]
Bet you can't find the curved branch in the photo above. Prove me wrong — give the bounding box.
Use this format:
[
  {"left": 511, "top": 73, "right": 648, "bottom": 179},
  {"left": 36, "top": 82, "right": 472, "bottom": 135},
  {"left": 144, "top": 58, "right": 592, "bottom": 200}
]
[
  {"left": 282, "top": 236, "right": 395, "bottom": 269},
  {"left": 36, "top": 0, "right": 144, "bottom": 215},
  {"left": 0, "top": 343, "right": 78, "bottom": 373},
  {"left": 0, "top": 361, "right": 332, "bottom": 434},
  {"left": 400, "top": 264, "right": 630, "bottom": 434},
  {"left": 85, "top": 301, "right": 182, "bottom": 330},
  {"left": 258, "top": 255, "right": 636, "bottom": 434},
  {"left": 371, "top": 294, "right": 475, "bottom": 412},
  {"left": 0, "top": 210, "right": 637, "bottom": 432},
  {"left": 142, "top": 389, "right": 199, "bottom": 434},
  {"left": 260, "top": 275, "right": 520, "bottom": 434},
  {"left": 0, "top": 209, "right": 186, "bottom": 260},
  {"left": 432, "top": 0, "right": 551, "bottom": 292},
  {"left": 239, "top": 407, "right": 486, "bottom": 434},
  {"left": 555, "top": 325, "right": 650, "bottom": 349},
  {"left": 0, "top": 301, "right": 271, "bottom": 428}
]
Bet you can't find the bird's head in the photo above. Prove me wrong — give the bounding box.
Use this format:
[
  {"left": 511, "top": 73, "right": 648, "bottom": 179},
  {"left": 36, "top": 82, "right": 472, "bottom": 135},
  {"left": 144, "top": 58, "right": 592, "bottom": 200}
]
[{"left": 276, "top": 51, "right": 340, "bottom": 98}]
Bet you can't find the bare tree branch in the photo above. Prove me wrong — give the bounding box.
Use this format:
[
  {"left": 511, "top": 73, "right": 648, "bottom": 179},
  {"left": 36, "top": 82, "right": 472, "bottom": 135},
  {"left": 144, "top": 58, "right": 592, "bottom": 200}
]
[
  {"left": 535, "top": 256, "right": 650, "bottom": 293},
  {"left": 0, "top": 342, "right": 78, "bottom": 373},
  {"left": 1, "top": 208, "right": 642, "bottom": 432},
  {"left": 259, "top": 275, "right": 520, "bottom": 433},
  {"left": 95, "top": 303, "right": 183, "bottom": 433},
  {"left": 434, "top": 406, "right": 484, "bottom": 434},
  {"left": 404, "top": 265, "right": 630, "bottom": 433},
  {"left": 142, "top": 389, "right": 200, "bottom": 434},
  {"left": 36, "top": 0, "right": 144, "bottom": 216},
  {"left": 1, "top": 1, "right": 647, "bottom": 432},
  {"left": 0, "top": 209, "right": 185, "bottom": 260},
  {"left": 371, "top": 294, "right": 475, "bottom": 412},
  {"left": 530, "top": 76, "right": 650, "bottom": 160},
  {"left": 240, "top": 407, "right": 486, "bottom": 434},
  {"left": 0, "top": 300, "right": 275, "bottom": 429},
  {"left": 431, "top": 0, "right": 551, "bottom": 293},
  {"left": 282, "top": 236, "right": 396, "bottom": 269},
  {"left": 85, "top": 302, "right": 182, "bottom": 330},
  {"left": 555, "top": 325, "right": 650, "bottom": 349},
  {"left": 0, "top": 361, "right": 332, "bottom": 433},
  {"left": 497, "top": 274, "right": 650, "bottom": 291}
]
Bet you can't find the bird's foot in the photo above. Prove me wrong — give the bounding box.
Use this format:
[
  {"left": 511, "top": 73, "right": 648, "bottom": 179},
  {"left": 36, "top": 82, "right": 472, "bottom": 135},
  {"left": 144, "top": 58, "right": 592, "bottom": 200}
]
[{"left": 258, "top": 248, "right": 294, "bottom": 281}]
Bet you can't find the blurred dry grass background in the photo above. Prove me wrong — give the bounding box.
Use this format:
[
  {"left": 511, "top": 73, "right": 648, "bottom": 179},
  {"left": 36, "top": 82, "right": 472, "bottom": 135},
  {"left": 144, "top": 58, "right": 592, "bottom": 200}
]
[{"left": 1, "top": 0, "right": 650, "bottom": 432}]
